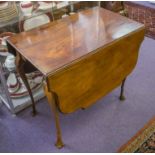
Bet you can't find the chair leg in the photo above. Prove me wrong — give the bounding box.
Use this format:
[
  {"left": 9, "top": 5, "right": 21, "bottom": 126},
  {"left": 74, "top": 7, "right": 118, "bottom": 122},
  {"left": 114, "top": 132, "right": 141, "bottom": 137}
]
[
  {"left": 15, "top": 53, "right": 36, "bottom": 116},
  {"left": 119, "top": 78, "right": 126, "bottom": 101},
  {"left": 44, "top": 84, "right": 64, "bottom": 149}
]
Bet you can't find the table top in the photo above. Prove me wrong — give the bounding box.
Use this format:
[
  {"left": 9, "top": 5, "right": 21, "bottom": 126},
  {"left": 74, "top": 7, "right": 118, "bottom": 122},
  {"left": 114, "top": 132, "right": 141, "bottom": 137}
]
[{"left": 7, "top": 7, "right": 144, "bottom": 76}]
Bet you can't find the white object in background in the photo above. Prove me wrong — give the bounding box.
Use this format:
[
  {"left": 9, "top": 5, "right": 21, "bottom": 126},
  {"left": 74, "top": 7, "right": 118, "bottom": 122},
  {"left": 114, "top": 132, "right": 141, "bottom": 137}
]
[
  {"left": 0, "top": 2, "right": 9, "bottom": 9},
  {"left": 69, "top": 12, "right": 76, "bottom": 16},
  {"left": 0, "top": 38, "right": 7, "bottom": 46},
  {"left": 62, "top": 14, "right": 69, "bottom": 18},
  {"left": 38, "top": 1, "right": 55, "bottom": 10},
  {"left": 57, "top": 1, "right": 69, "bottom": 9},
  {"left": 23, "top": 14, "right": 51, "bottom": 31},
  {"left": 0, "top": 38, "right": 8, "bottom": 56},
  {"left": 7, "top": 73, "right": 20, "bottom": 94},
  {"left": 0, "top": 32, "right": 15, "bottom": 57},
  {"left": 20, "top": 1, "right": 33, "bottom": 16},
  {"left": 4, "top": 53, "right": 16, "bottom": 71},
  {"left": 10, "top": 72, "right": 43, "bottom": 98}
]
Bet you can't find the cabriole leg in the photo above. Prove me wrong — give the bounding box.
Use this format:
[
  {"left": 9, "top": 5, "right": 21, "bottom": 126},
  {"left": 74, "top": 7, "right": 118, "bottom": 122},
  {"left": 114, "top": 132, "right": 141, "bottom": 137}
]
[
  {"left": 16, "top": 53, "right": 36, "bottom": 116},
  {"left": 44, "top": 84, "right": 64, "bottom": 149}
]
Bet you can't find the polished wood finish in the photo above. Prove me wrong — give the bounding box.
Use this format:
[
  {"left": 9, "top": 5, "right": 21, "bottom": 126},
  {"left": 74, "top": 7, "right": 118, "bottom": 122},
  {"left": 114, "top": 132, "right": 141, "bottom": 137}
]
[
  {"left": 7, "top": 7, "right": 145, "bottom": 148},
  {"left": 7, "top": 7, "right": 144, "bottom": 76},
  {"left": 47, "top": 29, "right": 144, "bottom": 113}
]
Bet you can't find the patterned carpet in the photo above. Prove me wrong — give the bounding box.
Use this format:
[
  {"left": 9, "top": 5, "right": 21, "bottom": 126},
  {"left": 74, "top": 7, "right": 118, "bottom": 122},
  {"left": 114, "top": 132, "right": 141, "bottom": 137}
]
[{"left": 118, "top": 116, "right": 155, "bottom": 153}]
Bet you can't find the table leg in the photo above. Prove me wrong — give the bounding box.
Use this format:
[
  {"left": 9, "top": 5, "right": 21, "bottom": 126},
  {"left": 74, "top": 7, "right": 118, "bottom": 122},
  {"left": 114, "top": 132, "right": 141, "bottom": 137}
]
[
  {"left": 119, "top": 78, "right": 126, "bottom": 101},
  {"left": 15, "top": 53, "right": 37, "bottom": 116},
  {"left": 44, "top": 84, "right": 64, "bottom": 149}
]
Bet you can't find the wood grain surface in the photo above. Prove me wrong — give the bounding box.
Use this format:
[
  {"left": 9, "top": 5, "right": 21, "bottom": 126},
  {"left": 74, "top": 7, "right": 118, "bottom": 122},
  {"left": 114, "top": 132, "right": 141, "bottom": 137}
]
[
  {"left": 7, "top": 7, "right": 144, "bottom": 76},
  {"left": 47, "top": 28, "right": 144, "bottom": 113}
]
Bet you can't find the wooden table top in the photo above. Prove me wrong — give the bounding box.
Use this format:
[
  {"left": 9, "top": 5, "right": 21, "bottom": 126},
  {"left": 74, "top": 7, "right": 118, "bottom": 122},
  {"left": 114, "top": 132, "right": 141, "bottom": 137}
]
[{"left": 7, "top": 7, "right": 144, "bottom": 76}]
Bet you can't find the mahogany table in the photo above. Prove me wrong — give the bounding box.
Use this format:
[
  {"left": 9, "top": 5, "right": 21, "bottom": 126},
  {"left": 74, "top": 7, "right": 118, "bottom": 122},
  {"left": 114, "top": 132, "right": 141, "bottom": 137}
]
[{"left": 6, "top": 7, "right": 145, "bottom": 148}]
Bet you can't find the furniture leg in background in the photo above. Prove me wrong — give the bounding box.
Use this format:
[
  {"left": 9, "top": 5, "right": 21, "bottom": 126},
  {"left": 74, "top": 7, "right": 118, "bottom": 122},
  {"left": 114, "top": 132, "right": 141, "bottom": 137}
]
[
  {"left": 15, "top": 52, "right": 37, "bottom": 116},
  {"left": 119, "top": 78, "right": 126, "bottom": 101}
]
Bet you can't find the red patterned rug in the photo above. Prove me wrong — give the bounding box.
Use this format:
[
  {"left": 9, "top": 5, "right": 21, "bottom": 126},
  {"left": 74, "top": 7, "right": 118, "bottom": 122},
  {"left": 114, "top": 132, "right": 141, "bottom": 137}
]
[{"left": 118, "top": 116, "right": 155, "bottom": 153}]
